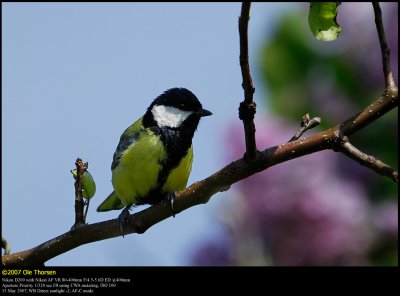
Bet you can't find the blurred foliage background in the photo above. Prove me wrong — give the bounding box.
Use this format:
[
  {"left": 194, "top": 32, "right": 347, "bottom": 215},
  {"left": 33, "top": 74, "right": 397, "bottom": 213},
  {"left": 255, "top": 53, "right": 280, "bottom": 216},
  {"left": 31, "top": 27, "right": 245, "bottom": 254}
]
[{"left": 189, "top": 3, "right": 398, "bottom": 266}]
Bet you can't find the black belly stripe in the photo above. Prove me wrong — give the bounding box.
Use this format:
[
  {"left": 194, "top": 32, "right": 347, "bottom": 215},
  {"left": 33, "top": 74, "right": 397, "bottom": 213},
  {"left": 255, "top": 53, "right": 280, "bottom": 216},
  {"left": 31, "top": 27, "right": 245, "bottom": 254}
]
[
  {"left": 136, "top": 127, "right": 192, "bottom": 205},
  {"left": 138, "top": 111, "right": 200, "bottom": 205},
  {"left": 135, "top": 126, "right": 192, "bottom": 205}
]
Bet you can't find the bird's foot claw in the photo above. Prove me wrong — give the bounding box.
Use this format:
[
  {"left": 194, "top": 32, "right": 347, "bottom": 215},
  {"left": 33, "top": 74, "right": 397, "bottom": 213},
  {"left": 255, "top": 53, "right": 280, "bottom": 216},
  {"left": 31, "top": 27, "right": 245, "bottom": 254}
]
[
  {"left": 166, "top": 192, "right": 177, "bottom": 218},
  {"left": 118, "top": 206, "right": 131, "bottom": 236}
]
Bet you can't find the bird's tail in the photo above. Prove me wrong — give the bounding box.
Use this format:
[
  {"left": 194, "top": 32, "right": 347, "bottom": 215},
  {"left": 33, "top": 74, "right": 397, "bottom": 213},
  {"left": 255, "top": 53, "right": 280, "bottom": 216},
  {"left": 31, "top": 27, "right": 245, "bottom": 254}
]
[{"left": 97, "top": 191, "right": 125, "bottom": 212}]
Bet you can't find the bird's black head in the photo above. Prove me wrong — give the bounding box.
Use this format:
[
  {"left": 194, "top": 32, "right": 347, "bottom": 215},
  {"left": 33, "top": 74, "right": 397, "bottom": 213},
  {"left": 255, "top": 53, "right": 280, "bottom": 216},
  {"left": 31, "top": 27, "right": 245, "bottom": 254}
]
[
  {"left": 143, "top": 88, "right": 212, "bottom": 129},
  {"left": 151, "top": 88, "right": 203, "bottom": 112}
]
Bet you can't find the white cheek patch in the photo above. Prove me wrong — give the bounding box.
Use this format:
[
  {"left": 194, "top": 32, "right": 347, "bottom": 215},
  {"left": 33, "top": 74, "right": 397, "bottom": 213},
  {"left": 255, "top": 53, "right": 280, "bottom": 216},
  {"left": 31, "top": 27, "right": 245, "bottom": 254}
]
[{"left": 151, "top": 105, "right": 193, "bottom": 128}]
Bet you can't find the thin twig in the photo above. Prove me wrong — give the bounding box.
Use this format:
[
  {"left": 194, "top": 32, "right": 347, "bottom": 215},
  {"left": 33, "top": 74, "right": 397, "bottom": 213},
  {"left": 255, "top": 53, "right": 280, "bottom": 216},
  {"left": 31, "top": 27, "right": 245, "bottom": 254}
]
[
  {"left": 239, "top": 2, "right": 257, "bottom": 159},
  {"left": 372, "top": 2, "right": 396, "bottom": 89},
  {"left": 340, "top": 139, "right": 398, "bottom": 182},
  {"left": 289, "top": 113, "right": 321, "bottom": 142},
  {"left": 73, "top": 158, "right": 88, "bottom": 228}
]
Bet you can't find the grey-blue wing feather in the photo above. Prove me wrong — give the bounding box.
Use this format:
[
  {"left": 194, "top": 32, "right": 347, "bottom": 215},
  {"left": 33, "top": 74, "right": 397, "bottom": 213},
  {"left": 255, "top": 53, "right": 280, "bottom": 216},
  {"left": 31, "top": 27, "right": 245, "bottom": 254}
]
[
  {"left": 111, "top": 118, "right": 143, "bottom": 170},
  {"left": 111, "top": 133, "right": 139, "bottom": 169}
]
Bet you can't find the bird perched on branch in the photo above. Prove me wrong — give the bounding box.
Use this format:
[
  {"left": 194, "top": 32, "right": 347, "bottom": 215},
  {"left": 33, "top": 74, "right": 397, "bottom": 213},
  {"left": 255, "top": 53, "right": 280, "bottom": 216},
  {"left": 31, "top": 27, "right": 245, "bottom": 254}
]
[{"left": 97, "top": 88, "right": 212, "bottom": 231}]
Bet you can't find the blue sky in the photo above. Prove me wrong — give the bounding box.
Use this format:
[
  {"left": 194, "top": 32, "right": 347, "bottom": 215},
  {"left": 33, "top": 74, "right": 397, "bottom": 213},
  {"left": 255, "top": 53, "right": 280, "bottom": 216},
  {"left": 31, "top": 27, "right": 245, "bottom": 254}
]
[{"left": 2, "top": 3, "right": 296, "bottom": 266}]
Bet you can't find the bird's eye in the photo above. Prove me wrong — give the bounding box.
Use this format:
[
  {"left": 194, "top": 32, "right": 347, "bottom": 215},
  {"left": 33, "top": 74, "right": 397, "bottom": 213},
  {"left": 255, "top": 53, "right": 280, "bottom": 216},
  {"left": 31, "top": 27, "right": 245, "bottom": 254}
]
[{"left": 180, "top": 103, "right": 185, "bottom": 108}]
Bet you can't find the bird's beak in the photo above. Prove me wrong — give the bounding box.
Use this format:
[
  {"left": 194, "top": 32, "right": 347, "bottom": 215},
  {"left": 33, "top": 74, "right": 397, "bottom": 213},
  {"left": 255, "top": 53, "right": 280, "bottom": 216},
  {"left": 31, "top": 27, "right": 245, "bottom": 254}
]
[{"left": 199, "top": 108, "right": 212, "bottom": 117}]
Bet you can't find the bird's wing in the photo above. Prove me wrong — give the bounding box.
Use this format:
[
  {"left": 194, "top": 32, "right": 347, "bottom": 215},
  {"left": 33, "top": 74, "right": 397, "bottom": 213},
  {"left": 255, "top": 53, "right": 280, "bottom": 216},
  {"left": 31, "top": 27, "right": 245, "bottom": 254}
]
[
  {"left": 97, "top": 117, "right": 145, "bottom": 212},
  {"left": 96, "top": 191, "right": 124, "bottom": 212},
  {"left": 111, "top": 117, "right": 143, "bottom": 170}
]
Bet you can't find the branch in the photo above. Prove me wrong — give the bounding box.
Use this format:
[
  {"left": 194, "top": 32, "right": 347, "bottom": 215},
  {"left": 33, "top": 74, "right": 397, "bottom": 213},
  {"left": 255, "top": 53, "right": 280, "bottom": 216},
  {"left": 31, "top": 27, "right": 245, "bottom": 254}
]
[
  {"left": 340, "top": 138, "right": 398, "bottom": 182},
  {"left": 239, "top": 2, "right": 257, "bottom": 159},
  {"left": 338, "top": 88, "right": 397, "bottom": 137},
  {"left": 2, "top": 90, "right": 397, "bottom": 267},
  {"left": 372, "top": 2, "right": 396, "bottom": 89},
  {"left": 288, "top": 113, "right": 321, "bottom": 142},
  {"left": 72, "top": 158, "right": 88, "bottom": 228}
]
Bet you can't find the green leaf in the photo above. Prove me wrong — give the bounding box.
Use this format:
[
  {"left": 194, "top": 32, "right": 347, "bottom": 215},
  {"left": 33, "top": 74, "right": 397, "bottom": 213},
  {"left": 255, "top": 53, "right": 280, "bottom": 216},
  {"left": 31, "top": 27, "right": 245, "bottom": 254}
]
[
  {"left": 71, "top": 169, "right": 96, "bottom": 199},
  {"left": 308, "top": 2, "right": 341, "bottom": 41}
]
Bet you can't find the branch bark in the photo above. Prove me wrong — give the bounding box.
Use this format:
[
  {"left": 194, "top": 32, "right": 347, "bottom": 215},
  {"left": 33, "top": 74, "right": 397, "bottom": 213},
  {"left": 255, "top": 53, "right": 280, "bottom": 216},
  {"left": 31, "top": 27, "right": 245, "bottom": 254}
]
[
  {"left": 239, "top": 2, "right": 257, "bottom": 159},
  {"left": 372, "top": 2, "right": 396, "bottom": 89},
  {"left": 340, "top": 139, "right": 398, "bottom": 182},
  {"left": 288, "top": 113, "right": 321, "bottom": 142},
  {"left": 73, "top": 158, "right": 87, "bottom": 228}
]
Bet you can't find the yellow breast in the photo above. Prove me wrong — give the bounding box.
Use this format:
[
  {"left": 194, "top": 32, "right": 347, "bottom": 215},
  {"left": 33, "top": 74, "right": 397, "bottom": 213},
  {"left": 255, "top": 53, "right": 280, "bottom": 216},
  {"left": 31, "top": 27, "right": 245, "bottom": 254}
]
[
  {"left": 112, "top": 130, "right": 193, "bottom": 206},
  {"left": 112, "top": 129, "right": 166, "bottom": 206},
  {"left": 162, "top": 145, "right": 193, "bottom": 192}
]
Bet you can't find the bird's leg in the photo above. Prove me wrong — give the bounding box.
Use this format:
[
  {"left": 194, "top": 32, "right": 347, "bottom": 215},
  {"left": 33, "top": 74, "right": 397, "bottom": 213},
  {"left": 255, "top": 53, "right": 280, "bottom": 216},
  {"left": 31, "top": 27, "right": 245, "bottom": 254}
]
[
  {"left": 118, "top": 204, "right": 132, "bottom": 235},
  {"left": 165, "top": 192, "right": 177, "bottom": 218}
]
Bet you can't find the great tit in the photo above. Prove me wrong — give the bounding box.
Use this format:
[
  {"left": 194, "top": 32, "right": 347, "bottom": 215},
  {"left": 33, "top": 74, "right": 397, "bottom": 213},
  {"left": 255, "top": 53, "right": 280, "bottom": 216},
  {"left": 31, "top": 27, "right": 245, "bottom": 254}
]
[{"left": 97, "top": 88, "right": 212, "bottom": 228}]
